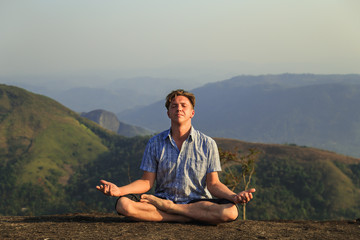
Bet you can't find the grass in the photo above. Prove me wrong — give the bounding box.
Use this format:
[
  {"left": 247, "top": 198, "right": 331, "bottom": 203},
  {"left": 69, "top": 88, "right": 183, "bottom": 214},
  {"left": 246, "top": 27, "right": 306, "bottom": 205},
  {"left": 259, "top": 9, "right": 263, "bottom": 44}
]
[
  {"left": 318, "top": 160, "right": 360, "bottom": 212},
  {"left": 18, "top": 119, "right": 108, "bottom": 189}
]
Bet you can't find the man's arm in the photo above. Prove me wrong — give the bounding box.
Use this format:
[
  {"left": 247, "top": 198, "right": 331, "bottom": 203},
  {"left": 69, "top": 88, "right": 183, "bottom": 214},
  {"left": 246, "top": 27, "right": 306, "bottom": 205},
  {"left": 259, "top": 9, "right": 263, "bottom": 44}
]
[
  {"left": 206, "top": 172, "right": 255, "bottom": 204},
  {"left": 96, "top": 171, "right": 156, "bottom": 197}
]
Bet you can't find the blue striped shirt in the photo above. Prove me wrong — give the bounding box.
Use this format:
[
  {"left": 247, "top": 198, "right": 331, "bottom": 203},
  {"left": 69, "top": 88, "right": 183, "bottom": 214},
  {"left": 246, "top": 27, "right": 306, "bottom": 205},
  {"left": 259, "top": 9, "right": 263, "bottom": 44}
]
[{"left": 140, "top": 127, "right": 221, "bottom": 203}]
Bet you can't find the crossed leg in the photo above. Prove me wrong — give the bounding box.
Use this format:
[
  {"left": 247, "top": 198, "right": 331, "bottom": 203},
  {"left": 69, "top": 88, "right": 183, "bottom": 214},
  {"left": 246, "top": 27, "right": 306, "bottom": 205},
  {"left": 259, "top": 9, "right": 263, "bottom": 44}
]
[
  {"left": 116, "top": 194, "right": 238, "bottom": 225},
  {"left": 116, "top": 196, "right": 191, "bottom": 222},
  {"left": 141, "top": 194, "right": 238, "bottom": 225}
]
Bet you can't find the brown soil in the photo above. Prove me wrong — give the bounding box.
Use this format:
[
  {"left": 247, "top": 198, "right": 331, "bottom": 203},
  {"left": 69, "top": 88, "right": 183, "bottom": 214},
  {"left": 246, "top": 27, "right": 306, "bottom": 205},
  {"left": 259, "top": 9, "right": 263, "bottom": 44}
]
[{"left": 1, "top": 213, "right": 359, "bottom": 240}]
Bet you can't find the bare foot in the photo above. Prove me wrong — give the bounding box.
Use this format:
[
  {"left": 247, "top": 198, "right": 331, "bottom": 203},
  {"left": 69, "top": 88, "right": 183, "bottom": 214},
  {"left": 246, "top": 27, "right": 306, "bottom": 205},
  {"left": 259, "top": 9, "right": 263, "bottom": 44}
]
[{"left": 141, "top": 194, "right": 175, "bottom": 213}]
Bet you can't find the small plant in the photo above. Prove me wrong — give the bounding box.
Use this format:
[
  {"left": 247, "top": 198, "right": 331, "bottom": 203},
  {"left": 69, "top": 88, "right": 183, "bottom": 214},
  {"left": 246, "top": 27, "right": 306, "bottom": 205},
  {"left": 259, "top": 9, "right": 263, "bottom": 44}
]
[{"left": 219, "top": 147, "right": 260, "bottom": 220}]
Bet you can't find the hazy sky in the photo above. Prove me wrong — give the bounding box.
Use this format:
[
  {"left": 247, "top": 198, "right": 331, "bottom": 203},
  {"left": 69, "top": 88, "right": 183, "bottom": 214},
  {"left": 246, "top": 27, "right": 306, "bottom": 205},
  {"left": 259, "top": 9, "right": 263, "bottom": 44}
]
[{"left": 1, "top": 0, "right": 359, "bottom": 85}]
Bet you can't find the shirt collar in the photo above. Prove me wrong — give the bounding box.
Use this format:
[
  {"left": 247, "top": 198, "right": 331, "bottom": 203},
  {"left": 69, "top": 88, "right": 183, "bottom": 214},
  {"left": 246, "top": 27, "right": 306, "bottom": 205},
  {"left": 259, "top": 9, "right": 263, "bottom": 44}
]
[
  {"left": 188, "top": 126, "right": 195, "bottom": 142},
  {"left": 164, "top": 126, "right": 195, "bottom": 142}
]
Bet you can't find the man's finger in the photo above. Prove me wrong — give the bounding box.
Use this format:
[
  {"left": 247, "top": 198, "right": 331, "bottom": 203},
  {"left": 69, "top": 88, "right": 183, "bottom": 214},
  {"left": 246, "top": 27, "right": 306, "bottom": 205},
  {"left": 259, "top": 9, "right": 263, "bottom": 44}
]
[
  {"left": 108, "top": 185, "right": 113, "bottom": 195},
  {"left": 96, "top": 185, "right": 107, "bottom": 194},
  {"left": 100, "top": 179, "right": 110, "bottom": 185},
  {"left": 244, "top": 194, "right": 250, "bottom": 202},
  {"left": 247, "top": 188, "right": 256, "bottom": 193}
]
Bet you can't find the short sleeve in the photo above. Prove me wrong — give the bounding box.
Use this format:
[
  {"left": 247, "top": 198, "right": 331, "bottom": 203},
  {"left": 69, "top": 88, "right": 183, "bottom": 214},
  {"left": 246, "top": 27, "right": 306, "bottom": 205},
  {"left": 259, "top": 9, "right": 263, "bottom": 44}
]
[
  {"left": 207, "top": 138, "right": 222, "bottom": 173},
  {"left": 140, "top": 139, "right": 158, "bottom": 173}
]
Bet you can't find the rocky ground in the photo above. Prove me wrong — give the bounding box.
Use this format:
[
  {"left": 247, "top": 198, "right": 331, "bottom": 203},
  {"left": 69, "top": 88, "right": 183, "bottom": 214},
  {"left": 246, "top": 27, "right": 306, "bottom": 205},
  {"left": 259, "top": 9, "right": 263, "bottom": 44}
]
[{"left": 1, "top": 213, "right": 359, "bottom": 240}]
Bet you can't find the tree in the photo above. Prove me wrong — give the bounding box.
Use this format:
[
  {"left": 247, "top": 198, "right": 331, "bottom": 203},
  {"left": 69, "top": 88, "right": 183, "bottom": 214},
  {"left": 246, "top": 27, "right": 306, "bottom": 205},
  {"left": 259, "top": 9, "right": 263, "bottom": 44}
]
[{"left": 219, "top": 148, "right": 260, "bottom": 220}]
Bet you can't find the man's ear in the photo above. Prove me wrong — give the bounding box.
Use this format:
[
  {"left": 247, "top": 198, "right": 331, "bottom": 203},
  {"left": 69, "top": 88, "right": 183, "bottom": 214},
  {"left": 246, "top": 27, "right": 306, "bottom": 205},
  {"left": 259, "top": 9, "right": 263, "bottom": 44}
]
[
  {"left": 167, "top": 110, "right": 170, "bottom": 118},
  {"left": 190, "top": 109, "right": 195, "bottom": 118}
]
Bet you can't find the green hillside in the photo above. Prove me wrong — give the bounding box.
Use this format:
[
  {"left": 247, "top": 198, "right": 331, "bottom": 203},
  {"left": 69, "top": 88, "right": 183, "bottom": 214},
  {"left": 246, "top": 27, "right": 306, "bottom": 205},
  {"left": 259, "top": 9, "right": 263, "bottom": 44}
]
[
  {"left": 216, "top": 138, "right": 360, "bottom": 220},
  {"left": 0, "top": 84, "right": 110, "bottom": 214},
  {"left": 0, "top": 84, "right": 151, "bottom": 216}
]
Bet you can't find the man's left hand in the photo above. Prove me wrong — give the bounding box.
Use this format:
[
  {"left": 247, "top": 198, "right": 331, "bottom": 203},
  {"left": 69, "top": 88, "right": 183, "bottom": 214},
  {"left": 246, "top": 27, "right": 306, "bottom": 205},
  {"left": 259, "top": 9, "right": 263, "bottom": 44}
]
[{"left": 234, "top": 188, "right": 256, "bottom": 204}]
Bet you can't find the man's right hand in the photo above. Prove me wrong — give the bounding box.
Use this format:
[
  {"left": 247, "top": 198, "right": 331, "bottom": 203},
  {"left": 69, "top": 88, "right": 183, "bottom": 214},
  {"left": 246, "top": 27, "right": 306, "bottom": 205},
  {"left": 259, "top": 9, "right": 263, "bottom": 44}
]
[{"left": 96, "top": 180, "right": 122, "bottom": 197}]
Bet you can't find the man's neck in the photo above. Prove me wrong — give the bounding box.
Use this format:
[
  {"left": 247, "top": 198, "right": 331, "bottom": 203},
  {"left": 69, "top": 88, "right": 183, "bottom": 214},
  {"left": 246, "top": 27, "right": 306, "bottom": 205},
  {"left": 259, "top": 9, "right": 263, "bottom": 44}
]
[{"left": 170, "top": 122, "right": 192, "bottom": 146}]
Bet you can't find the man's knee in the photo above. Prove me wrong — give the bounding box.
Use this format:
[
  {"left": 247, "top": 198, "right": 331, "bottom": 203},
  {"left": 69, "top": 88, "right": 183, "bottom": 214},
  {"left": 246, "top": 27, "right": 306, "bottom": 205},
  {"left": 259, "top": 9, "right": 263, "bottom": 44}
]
[
  {"left": 116, "top": 197, "right": 134, "bottom": 216},
  {"left": 221, "top": 204, "right": 239, "bottom": 222}
]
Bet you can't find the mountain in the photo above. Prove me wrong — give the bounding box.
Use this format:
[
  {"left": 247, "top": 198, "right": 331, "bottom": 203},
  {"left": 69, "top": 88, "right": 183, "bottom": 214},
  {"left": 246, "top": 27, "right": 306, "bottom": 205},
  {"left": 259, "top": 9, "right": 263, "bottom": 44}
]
[
  {"left": 1, "top": 84, "right": 360, "bottom": 220},
  {"left": 81, "top": 109, "right": 153, "bottom": 137},
  {"left": 0, "top": 84, "right": 147, "bottom": 215},
  {"left": 0, "top": 84, "right": 107, "bottom": 185},
  {"left": 117, "top": 74, "right": 360, "bottom": 158}
]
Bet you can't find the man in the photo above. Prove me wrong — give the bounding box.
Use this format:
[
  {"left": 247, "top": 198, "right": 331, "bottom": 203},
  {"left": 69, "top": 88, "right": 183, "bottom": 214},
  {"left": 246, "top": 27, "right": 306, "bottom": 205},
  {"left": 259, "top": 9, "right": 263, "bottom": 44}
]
[{"left": 97, "top": 89, "right": 255, "bottom": 224}]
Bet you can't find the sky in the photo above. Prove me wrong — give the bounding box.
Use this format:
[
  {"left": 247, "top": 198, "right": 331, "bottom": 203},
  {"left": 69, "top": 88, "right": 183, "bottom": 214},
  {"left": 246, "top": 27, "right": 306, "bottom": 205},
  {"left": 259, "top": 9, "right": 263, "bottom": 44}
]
[{"left": 1, "top": 0, "right": 360, "bottom": 87}]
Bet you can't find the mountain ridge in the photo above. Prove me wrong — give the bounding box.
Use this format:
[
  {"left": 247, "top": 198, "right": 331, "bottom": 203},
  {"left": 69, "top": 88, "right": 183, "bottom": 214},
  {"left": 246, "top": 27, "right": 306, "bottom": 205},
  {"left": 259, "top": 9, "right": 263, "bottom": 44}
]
[{"left": 117, "top": 74, "right": 360, "bottom": 158}]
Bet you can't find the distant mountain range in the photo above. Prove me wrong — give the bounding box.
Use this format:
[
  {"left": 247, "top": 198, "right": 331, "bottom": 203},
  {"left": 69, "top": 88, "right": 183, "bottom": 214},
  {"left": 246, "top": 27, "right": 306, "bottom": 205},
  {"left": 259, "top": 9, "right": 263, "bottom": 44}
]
[
  {"left": 3, "top": 76, "right": 199, "bottom": 113},
  {"left": 117, "top": 74, "right": 360, "bottom": 158},
  {"left": 4, "top": 74, "right": 360, "bottom": 158},
  {"left": 1, "top": 84, "right": 359, "bottom": 220}
]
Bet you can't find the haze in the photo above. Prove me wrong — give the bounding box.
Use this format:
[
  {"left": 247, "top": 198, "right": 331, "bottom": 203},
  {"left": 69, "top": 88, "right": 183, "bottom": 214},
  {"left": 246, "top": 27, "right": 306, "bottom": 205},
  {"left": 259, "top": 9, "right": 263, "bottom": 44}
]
[{"left": 1, "top": 0, "right": 359, "bottom": 88}]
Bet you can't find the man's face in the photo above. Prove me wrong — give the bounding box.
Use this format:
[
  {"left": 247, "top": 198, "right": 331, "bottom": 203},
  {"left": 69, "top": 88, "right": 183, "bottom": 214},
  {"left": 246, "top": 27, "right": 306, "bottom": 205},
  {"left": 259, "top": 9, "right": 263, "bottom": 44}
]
[{"left": 167, "top": 95, "right": 195, "bottom": 124}]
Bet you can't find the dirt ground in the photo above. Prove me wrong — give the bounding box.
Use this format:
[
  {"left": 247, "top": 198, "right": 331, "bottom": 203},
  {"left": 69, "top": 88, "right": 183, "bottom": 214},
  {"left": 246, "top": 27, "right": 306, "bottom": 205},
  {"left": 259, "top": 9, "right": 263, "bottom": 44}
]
[{"left": 1, "top": 213, "right": 359, "bottom": 240}]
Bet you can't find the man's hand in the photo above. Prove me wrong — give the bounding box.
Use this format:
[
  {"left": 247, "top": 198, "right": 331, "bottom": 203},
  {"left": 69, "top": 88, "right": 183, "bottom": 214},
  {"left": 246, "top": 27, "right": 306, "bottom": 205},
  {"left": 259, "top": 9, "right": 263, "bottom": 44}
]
[
  {"left": 96, "top": 180, "right": 122, "bottom": 197},
  {"left": 233, "top": 188, "right": 256, "bottom": 204}
]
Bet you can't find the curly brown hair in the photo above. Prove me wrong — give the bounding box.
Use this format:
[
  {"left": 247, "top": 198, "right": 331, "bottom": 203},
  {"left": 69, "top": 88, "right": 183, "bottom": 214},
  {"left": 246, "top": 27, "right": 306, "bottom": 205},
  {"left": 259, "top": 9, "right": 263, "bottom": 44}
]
[{"left": 165, "top": 89, "right": 196, "bottom": 110}]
